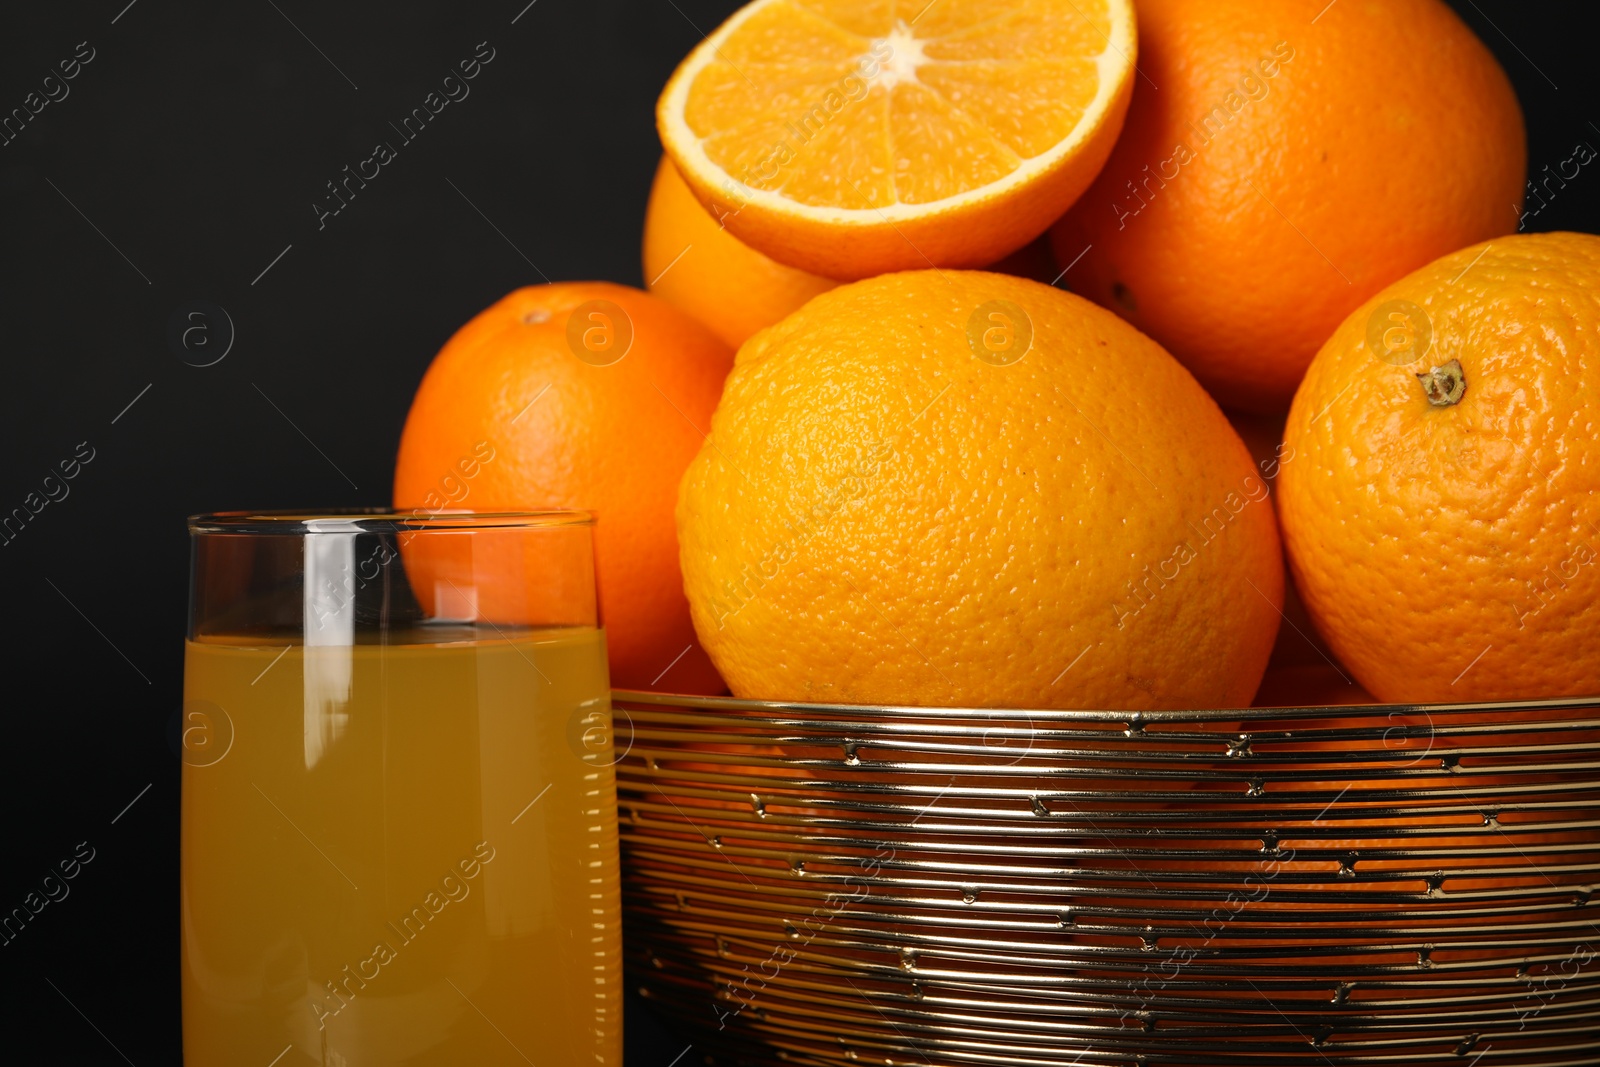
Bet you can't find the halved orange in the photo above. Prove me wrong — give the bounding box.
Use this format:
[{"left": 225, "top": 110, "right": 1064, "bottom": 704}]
[{"left": 657, "top": 0, "right": 1137, "bottom": 280}]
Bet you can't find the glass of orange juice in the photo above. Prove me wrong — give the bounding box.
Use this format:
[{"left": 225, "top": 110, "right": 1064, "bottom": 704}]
[{"left": 181, "top": 511, "right": 620, "bottom": 1066}]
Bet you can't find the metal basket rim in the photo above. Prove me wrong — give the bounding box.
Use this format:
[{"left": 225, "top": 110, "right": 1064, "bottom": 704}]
[{"left": 611, "top": 689, "right": 1600, "bottom": 724}]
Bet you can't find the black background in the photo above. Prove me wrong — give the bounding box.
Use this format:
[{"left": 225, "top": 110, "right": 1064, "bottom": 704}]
[{"left": 0, "top": 1, "right": 1595, "bottom": 1062}]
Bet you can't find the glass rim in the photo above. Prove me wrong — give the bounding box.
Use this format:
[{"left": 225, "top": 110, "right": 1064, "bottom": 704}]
[{"left": 187, "top": 508, "right": 595, "bottom": 535}]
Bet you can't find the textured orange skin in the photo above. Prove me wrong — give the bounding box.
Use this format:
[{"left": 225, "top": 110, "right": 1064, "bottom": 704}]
[
  {"left": 394, "top": 283, "right": 733, "bottom": 694},
  {"left": 1050, "top": 0, "right": 1525, "bottom": 413},
  {"left": 1280, "top": 234, "right": 1600, "bottom": 704},
  {"left": 678, "top": 270, "right": 1285, "bottom": 710},
  {"left": 643, "top": 157, "right": 839, "bottom": 351}
]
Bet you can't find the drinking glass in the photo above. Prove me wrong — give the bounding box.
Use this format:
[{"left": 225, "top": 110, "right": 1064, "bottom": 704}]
[{"left": 181, "top": 511, "right": 620, "bottom": 1066}]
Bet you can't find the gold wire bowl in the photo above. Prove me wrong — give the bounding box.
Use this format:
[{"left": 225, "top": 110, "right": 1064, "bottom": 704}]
[{"left": 611, "top": 691, "right": 1600, "bottom": 1066}]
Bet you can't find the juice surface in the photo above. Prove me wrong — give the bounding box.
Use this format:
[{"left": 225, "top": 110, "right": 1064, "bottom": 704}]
[{"left": 181, "top": 627, "right": 620, "bottom": 1066}]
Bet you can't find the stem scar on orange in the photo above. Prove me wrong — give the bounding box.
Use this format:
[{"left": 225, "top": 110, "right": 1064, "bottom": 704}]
[{"left": 1280, "top": 233, "right": 1600, "bottom": 704}]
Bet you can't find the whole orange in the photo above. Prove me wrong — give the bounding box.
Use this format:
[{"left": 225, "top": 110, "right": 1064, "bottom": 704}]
[
  {"left": 394, "top": 283, "right": 733, "bottom": 693},
  {"left": 643, "top": 156, "right": 838, "bottom": 351},
  {"left": 1050, "top": 0, "right": 1525, "bottom": 413},
  {"left": 677, "top": 270, "right": 1285, "bottom": 710},
  {"left": 1280, "top": 233, "right": 1600, "bottom": 704}
]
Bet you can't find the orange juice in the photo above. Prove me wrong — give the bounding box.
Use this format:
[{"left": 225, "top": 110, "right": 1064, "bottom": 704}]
[{"left": 181, "top": 627, "right": 620, "bottom": 1066}]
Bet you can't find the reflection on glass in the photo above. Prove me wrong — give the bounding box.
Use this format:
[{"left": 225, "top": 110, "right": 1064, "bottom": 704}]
[{"left": 181, "top": 512, "right": 620, "bottom": 1066}]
